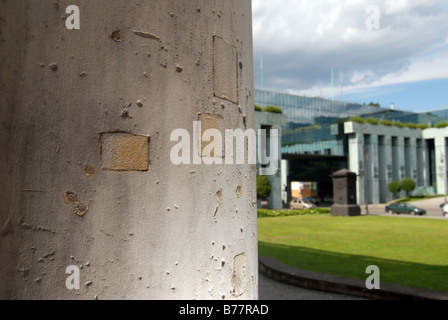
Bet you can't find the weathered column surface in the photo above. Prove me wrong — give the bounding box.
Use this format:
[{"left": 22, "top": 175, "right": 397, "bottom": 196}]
[{"left": 0, "top": 0, "right": 257, "bottom": 300}]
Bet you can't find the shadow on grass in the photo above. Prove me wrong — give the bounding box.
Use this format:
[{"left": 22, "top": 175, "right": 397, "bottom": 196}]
[{"left": 259, "top": 241, "right": 448, "bottom": 292}]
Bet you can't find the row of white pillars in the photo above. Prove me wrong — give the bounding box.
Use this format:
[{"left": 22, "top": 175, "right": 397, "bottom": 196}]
[{"left": 349, "top": 133, "right": 433, "bottom": 204}]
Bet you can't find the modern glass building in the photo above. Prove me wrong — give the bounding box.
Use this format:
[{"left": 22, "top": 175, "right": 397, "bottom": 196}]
[{"left": 254, "top": 88, "right": 448, "bottom": 207}]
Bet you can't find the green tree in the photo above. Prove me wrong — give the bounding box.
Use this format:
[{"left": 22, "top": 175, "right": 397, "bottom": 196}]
[
  {"left": 388, "top": 180, "right": 402, "bottom": 199},
  {"left": 257, "top": 175, "right": 271, "bottom": 200},
  {"left": 401, "top": 178, "right": 416, "bottom": 197}
]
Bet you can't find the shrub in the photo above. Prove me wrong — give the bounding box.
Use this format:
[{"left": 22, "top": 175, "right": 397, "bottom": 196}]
[
  {"left": 379, "top": 119, "right": 393, "bottom": 126},
  {"left": 348, "top": 117, "right": 365, "bottom": 123},
  {"left": 393, "top": 121, "right": 405, "bottom": 128},
  {"left": 257, "top": 176, "right": 271, "bottom": 200},
  {"left": 434, "top": 121, "right": 448, "bottom": 129},
  {"left": 365, "top": 118, "right": 379, "bottom": 125},
  {"left": 401, "top": 178, "right": 416, "bottom": 196},
  {"left": 263, "top": 106, "right": 283, "bottom": 114},
  {"left": 416, "top": 123, "right": 430, "bottom": 130},
  {"left": 404, "top": 123, "right": 418, "bottom": 129},
  {"left": 388, "top": 180, "right": 401, "bottom": 199},
  {"left": 254, "top": 104, "right": 262, "bottom": 111},
  {"left": 257, "top": 208, "right": 330, "bottom": 218}
]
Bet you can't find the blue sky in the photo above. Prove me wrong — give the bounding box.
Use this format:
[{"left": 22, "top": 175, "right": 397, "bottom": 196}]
[{"left": 252, "top": 0, "right": 448, "bottom": 113}]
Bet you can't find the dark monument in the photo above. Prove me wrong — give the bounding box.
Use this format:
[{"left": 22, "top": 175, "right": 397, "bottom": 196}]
[{"left": 331, "top": 169, "right": 361, "bottom": 216}]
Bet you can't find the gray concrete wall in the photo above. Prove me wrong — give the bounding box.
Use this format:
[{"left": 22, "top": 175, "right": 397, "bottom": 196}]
[{"left": 0, "top": 0, "right": 257, "bottom": 300}]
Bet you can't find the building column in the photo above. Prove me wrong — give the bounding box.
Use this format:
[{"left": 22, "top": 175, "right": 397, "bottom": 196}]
[
  {"left": 417, "top": 139, "right": 430, "bottom": 187},
  {"left": 0, "top": 0, "right": 257, "bottom": 300},
  {"left": 435, "top": 137, "right": 447, "bottom": 195},
  {"left": 281, "top": 160, "right": 289, "bottom": 205},
  {"left": 405, "top": 138, "right": 418, "bottom": 181},
  {"left": 366, "top": 135, "right": 380, "bottom": 204},
  {"left": 392, "top": 137, "right": 406, "bottom": 198},
  {"left": 348, "top": 133, "right": 365, "bottom": 205},
  {"left": 268, "top": 125, "right": 283, "bottom": 210},
  {"left": 379, "top": 136, "right": 393, "bottom": 203}
]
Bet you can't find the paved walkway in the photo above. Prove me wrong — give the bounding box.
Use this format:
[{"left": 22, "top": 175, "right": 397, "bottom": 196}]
[{"left": 258, "top": 272, "right": 365, "bottom": 300}]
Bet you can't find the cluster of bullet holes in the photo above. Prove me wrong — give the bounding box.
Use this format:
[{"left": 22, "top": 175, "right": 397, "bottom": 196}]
[{"left": 64, "top": 191, "right": 89, "bottom": 217}]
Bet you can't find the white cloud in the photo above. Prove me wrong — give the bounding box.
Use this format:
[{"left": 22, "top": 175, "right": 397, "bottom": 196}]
[{"left": 252, "top": 0, "right": 448, "bottom": 96}]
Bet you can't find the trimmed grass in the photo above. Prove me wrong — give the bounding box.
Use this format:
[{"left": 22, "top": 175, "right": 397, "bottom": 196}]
[{"left": 258, "top": 214, "right": 448, "bottom": 292}]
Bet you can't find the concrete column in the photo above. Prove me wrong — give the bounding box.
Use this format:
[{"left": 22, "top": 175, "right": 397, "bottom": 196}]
[
  {"left": 405, "top": 138, "right": 418, "bottom": 181},
  {"left": 392, "top": 137, "right": 406, "bottom": 198},
  {"left": 417, "top": 139, "right": 430, "bottom": 187},
  {"left": 379, "top": 136, "right": 393, "bottom": 203},
  {"left": 348, "top": 133, "right": 365, "bottom": 205},
  {"left": 0, "top": 0, "right": 256, "bottom": 300},
  {"left": 281, "top": 160, "right": 289, "bottom": 205},
  {"left": 365, "top": 135, "right": 380, "bottom": 204},
  {"left": 435, "top": 137, "right": 447, "bottom": 195},
  {"left": 271, "top": 125, "right": 283, "bottom": 210}
]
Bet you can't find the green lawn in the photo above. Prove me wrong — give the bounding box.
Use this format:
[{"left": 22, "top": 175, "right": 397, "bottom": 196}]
[{"left": 258, "top": 214, "right": 448, "bottom": 292}]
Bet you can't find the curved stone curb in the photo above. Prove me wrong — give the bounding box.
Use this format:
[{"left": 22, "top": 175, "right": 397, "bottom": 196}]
[{"left": 259, "top": 257, "right": 448, "bottom": 300}]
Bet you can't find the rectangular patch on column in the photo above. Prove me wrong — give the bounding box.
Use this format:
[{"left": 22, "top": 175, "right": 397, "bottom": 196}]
[
  {"left": 100, "top": 133, "right": 149, "bottom": 171},
  {"left": 213, "top": 36, "right": 238, "bottom": 104},
  {"left": 198, "top": 113, "right": 225, "bottom": 159}
]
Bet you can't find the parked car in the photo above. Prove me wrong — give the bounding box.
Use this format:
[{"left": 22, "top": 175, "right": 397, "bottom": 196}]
[
  {"left": 303, "top": 196, "right": 320, "bottom": 205},
  {"left": 439, "top": 202, "right": 448, "bottom": 218},
  {"left": 290, "top": 198, "right": 316, "bottom": 210},
  {"left": 385, "top": 203, "right": 426, "bottom": 216}
]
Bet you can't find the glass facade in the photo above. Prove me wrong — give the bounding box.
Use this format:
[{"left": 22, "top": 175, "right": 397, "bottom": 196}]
[{"left": 254, "top": 89, "right": 448, "bottom": 157}]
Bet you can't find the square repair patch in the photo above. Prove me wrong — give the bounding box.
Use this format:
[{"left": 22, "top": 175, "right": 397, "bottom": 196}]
[{"left": 100, "top": 133, "right": 149, "bottom": 171}]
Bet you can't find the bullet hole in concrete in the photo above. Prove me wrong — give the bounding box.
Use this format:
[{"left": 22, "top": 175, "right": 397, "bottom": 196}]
[
  {"left": 137, "top": 100, "right": 143, "bottom": 108},
  {"left": 176, "top": 65, "right": 183, "bottom": 73},
  {"left": 64, "top": 191, "right": 79, "bottom": 205},
  {"left": 80, "top": 71, "right": 87, "bottom": 77},
  {"left": 49, "top": 63, "right": 58, "bottom": 71},
  {"left": 83, "top": 165, "right": 97, "bottom": 177},
  {"left": 236, "top": 185, "right": 242, "bottom": 198},
  {"left": 239, "top": 62, "right": 243, "bottom": 69},
  {"left": 75, "top": 202, "right": 89, "bottom": 217},
  {"left": 216, "top": 189, "right": 223, "bottom": 203},
  {"left": 111, "top": 30, "right": 122, "bottom": 42},
  {"left": 121, "top": 109, "right": 130, "bottom": 118}
]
